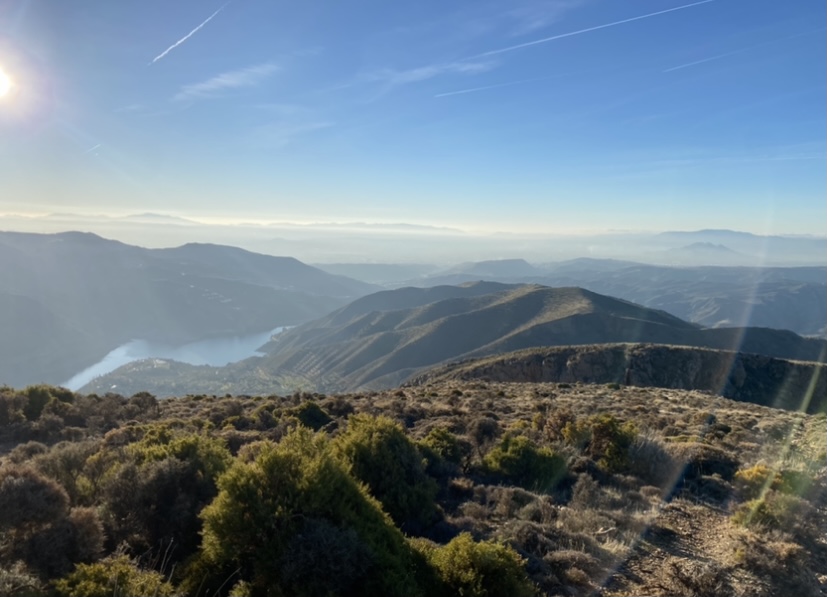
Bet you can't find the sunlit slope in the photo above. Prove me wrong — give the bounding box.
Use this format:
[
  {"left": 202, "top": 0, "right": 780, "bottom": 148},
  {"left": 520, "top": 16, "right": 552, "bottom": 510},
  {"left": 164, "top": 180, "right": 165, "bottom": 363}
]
[
  {"left": 251, "top": 284, "right": 825, "bottom": 391},
  {"left": 411, "top": 260, "right": 827, "bottom": 337}
]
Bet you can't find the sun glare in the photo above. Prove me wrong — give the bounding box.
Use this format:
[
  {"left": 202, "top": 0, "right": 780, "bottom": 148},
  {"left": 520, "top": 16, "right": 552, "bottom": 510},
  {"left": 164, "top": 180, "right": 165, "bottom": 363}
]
[{"left": 0, "top": 68, "right": 12, "bottom": 98}]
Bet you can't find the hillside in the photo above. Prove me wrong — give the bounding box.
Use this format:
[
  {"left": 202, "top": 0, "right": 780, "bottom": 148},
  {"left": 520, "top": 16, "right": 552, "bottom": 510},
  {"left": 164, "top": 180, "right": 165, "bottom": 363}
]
[
  {"left": 0, "top": 382, "right": 824, "bottom": 596},
  {"left": 0, "top": 231, "right": 377, "bottom": 387},
  {"left": 412, "top": 343, "right": 827, "bottom": 414},
  {"left": 81, "top": 283, "right": 827, "bottom": 398}
]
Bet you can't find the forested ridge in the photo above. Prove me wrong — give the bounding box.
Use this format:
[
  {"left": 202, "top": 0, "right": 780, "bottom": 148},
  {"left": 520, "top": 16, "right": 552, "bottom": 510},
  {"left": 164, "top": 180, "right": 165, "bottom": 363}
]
[{"left": 0, "top": 382, "right": 825, "bottom": 596}]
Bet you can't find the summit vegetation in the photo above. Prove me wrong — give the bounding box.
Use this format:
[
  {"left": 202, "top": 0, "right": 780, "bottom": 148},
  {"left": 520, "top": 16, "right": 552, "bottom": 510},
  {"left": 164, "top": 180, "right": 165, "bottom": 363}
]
[{"left": 0, "top": 379, "right": 824, "bottom": 596}]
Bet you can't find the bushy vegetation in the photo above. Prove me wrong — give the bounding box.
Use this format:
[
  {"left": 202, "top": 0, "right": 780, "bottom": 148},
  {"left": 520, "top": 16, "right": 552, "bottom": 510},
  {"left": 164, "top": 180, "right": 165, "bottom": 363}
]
[
  {"left": 483, "top": 434, "right": 566, "bottom": 492},
  {"left": 0, "top": 381, "right": 824, "bottom": 596},
  {"left": 415, "top": 532, "right": 536, "bottom": 597},
  {"left": 334, "top": 414, "right": 439, "bottom": 532}
]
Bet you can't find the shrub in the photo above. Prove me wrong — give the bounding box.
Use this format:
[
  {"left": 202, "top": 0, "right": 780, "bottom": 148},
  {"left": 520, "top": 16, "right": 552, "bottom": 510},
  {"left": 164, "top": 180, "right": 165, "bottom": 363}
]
[
  {"left": 53, "top": 554, "right": 177, "bottom": 597},
  {"left": 0, "top": 389, "right": 26, "bottom": 427},
  {"left": 194, "top": 428, "right": 424, "bottom": 597},
  {"left": 484, "top": 435, "right": 566, "bottom": 492},
  {"left": 0, "top": 561, "right": 44, "bottom": 597},
  {"left": 422, "top": 532, "right": 536, "bottom": 597},
  {"left": 419, "top": 427, "right": 471, "bottom": 478},
  {"left": 130, "top": 430, "right": 232, "bottom": 481},
  {"left": 543, "top": 408, "right": 576, "bottom": 442},
  {"left": 733, "top": 463, "right": 775, "bottom": 500},
  {"left": 627, "top": 434, "right": 676, "bottom": 488},
  {"left": 563, "top": 414, "right": 637, "bottom": 473},
  {"left": 22, "top": 385, "right": 71, "bottom": 421},
  {"left": 278, "top": 518, "right": 376, "bottom": 597},
  {"left": 292, "top": 401, "right": 333, "bottom": 431},
  {"left": 469, "top": 416, "right": 501, "bottom": 457},
  {"left": 335, "top": 415, "right": 439, "bottom": 532},
  {"left": 0, "top": 465, "right": 69, "bottom": 531},
  {"left": 34, "top": 440, "right": 99, "bottom": 504},
  {"left": 732, "top": 490, "right": 813, "bottom": 532},
  {"left": 101, "top": 456, "right": 218, "bottom": 560},
  {"left": 8, "top": 441, "right": 48, "bottom": 464},
  {"left": 23, "top": 507, "right": 104, "bottom": 578}
]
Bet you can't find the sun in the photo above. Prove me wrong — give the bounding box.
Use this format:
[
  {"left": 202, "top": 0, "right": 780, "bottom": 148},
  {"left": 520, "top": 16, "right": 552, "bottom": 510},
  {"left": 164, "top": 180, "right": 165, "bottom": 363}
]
[{"left": 0, "top": 68, "right": 12, "bottom": 98}]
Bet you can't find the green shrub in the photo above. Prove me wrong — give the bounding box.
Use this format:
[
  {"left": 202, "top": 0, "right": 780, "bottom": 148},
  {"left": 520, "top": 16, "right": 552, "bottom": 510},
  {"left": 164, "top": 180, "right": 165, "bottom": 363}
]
[
  {"left": 22, "top": 385, "right": 58, "bottom": 421},
  {"left": 732, "top": 490, "right": 812, "bottom": 532},
  {"left": 421, "top": 533, "right": 536, "bottom": 597},
  {"left": 53, "top": 554, "right": 177, "bottom": 597},
  {"left": 484, "top": 435, "right": 566, "bottom": 492},
  {"left": 130, "top": 430, "right": 232, "bottom": 481},
  {"left": 194, "top": 428, "right": 424, "bottom": 597},
  {"left": 733, "top": 464, "right": 775, "bottom": 500},
  {"left": 418, "top": 427, "right": 471, "bottom": 478},
  {"left": 563, "top": 414, "right": 637, "bottom": 473},
  {"left": 292, "top": 401, "right": 333, "bottom": 431},
  {"left": 335, "top": 415, "right": 439, "bottom": 532}
]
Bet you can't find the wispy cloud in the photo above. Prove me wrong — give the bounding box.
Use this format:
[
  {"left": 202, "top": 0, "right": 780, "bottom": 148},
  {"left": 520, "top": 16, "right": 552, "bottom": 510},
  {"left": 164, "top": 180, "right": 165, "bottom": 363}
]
[
  {"left": 506, "top": 0, "right": 586, "bottom": 36},
  {"left": 173, "top": 63, "right": 279, "bottom": 102},
  {"left": 475, "top": 0, "right": 717, "bottom": 58},
  {"left": 367, "top": 61, "right": 496, "bottom": 88},
  {"left": 150, "top": 1, "right": 230, "bottom": 65},
  {"left": 247, "top": 121, "right": 333, "bottom": 149}
]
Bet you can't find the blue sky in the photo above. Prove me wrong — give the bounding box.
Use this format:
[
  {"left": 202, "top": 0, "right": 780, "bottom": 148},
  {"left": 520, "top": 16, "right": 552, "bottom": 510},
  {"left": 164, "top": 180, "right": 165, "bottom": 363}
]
[{"left": 0, "top": 0, "right": 824, "bottom": 234}]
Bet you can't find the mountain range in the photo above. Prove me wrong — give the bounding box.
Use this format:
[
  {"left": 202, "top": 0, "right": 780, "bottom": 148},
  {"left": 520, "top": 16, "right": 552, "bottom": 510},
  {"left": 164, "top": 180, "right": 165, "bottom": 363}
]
[
  {"left": 0, "top": 231, "right": 377, "bottom": 387},
  {"left": 81, "top": 283, "right": 827, "bottom": 399},
  {"left": 389, "top": 259, "right": 827, "bottom": 337}
]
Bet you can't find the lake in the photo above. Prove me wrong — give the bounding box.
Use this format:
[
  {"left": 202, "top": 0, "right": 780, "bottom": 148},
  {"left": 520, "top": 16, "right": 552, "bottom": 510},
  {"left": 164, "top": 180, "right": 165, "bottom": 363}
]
[{"left": 63, "top": 327, "right": 285, "bottom": 391}]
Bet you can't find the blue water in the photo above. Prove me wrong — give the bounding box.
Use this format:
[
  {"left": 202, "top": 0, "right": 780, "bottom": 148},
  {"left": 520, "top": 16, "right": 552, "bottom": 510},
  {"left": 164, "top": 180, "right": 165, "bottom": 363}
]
[{"left": 63, "top": 327, "right": 284, "bottom": 390}]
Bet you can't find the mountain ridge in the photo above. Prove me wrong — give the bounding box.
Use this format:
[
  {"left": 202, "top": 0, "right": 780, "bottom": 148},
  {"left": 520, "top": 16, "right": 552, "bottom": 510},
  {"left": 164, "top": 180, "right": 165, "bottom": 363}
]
[{"left": 81, "top": 283, "right": 827, "bottom": 398}]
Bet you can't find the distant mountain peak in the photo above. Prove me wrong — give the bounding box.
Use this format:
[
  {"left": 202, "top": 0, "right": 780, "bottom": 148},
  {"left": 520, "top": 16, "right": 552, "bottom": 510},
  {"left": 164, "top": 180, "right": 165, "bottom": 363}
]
[{"left": 672, "top": 242, "right": 740, "bottom": 254}]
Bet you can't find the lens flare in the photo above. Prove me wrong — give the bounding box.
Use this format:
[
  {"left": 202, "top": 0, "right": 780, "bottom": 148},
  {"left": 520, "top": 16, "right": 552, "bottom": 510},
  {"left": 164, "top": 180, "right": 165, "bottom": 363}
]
[{"left": 0, "top": 68, "right": 12, "bottom": 97}]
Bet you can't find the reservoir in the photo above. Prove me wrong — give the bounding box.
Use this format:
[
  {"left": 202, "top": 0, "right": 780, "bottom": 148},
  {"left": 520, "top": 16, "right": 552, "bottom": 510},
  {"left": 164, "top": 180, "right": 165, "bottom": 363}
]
[{"left": 63, "top": 327, "right": 285, "bottom": 391}]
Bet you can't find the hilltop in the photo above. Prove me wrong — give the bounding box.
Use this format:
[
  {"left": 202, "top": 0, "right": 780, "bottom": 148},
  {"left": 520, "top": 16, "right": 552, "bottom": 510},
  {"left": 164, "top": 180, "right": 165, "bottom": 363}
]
[{"left": 412, "top": 343, "right": 827, "bottom": 414}]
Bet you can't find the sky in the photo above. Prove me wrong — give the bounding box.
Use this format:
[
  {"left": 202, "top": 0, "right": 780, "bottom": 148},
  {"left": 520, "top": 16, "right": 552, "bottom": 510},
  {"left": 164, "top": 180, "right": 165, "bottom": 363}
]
[{"left": 0, "top": 0, "right": 825, "bottom": 235}]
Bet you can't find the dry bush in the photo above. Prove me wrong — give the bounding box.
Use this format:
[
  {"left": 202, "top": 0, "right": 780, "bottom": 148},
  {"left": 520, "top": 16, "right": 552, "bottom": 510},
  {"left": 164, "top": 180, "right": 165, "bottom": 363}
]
[
  {"left": 652, "top": 560, "right": 732, "bottom": 597},
  {"left": 0, "top": 465, "right": 69, "bottom": 531},
  {"left": 0, "top": 561, "right": 43, "bottom": 597},
  {"left": 627, "top": 433, "right": 677, "bottom": 489}
]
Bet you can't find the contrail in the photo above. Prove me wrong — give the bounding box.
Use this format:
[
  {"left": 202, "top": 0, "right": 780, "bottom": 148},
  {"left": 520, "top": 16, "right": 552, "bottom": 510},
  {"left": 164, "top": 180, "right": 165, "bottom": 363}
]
[
  {"left": 435, "top": 76, "right": 553, "bottom": 98},
  {"left": 663, "top": 27, "right": 826, "bottom": 72},
  {"left": 474, "top": 0, "right": 717, "bottom": 58},
  {"left": 150, "top": 1, "right": 230, "bottom": 65},
  {"left": 83, "top": 143, "right": 102, "bottom": 154},
  {"left": 662, "top": 50, "right": 737, "bottom": 72}
]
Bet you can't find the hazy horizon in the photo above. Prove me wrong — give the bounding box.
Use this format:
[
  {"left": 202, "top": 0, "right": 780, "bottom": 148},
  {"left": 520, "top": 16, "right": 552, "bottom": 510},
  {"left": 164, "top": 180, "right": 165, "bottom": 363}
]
[
  {"left": 1, "top": 212, "right": 825, "bottom": 267},
  {"left": 2, "top": 0, "right": 825, "bottom": 235}
]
